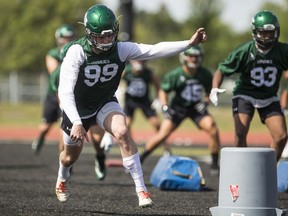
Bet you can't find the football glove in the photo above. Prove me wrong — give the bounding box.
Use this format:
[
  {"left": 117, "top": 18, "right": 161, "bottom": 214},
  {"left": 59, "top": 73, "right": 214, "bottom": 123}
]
[
  {"left": 100, "top": 132, "right": 114, "bottom": 153},
  {"left": 282, "top": 108, "right": 288, "bottom": 116},
  {"left": 162, "top": 105, "right": 172, "bottom": 119},
  {"left": 151, "top": 98, "right": 162, "bottom": 114},
  {"left": 209, "top": 88, "right": 226, "bottom": 106}
]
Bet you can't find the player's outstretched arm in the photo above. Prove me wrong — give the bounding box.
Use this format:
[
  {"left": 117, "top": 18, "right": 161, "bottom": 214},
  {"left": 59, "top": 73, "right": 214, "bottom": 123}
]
[{"left": 188, "top": 28, "right": 207, "bottom": 46}]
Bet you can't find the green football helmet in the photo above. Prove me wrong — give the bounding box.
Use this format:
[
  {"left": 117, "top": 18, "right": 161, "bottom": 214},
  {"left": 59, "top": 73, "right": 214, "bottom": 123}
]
[
  {"left": 55, "top": 24, "right": 76, "bottom": 47},
  {"left": 251, "top": 10, "right": 280, "bottom": 50},
  {"left": 83, "top": 4, "right": 119, "bottom": 51},
  {"left": 179, "top": 45, "right": 204, "bottom": 69}
]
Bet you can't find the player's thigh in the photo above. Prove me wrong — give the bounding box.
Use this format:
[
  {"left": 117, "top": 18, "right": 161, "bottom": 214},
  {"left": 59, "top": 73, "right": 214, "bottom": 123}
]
[
  {"left": 148, "top": 115, "right": 161, "bottom": 129},
  {"left": 232, "top": 97, "right": 254, "bottom": 133},
  {"left": 157, "top": 119, "right": 177, "bottom": 139},
  {"left": 260, "top": 101, "right": 287, "bottom": 138},
  {"left": 266, "top": 115, "right": 287, "bottom": 137},
  {"left": 97, "top": 104, "right": 129, "bottom": 142},
  {"left": 197, "top": 115, "right": 216, "bottom": 131},
  {"left": 96, "top": 101, "right": 125, "bottom": 132}
]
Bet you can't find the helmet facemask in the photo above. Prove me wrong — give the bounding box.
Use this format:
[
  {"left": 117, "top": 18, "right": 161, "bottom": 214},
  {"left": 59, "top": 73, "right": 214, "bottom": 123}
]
[
  {"left": 86, "top": 28, "right": 118, "bottom": 51},
  {"left": 252, "top": 27, "right": 279, "bottom": 50}
]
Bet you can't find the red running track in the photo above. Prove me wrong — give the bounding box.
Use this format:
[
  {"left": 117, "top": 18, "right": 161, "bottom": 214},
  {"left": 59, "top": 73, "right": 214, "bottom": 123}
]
[{"left": 0, "top": 126, "right": 272, "bottom": 147}]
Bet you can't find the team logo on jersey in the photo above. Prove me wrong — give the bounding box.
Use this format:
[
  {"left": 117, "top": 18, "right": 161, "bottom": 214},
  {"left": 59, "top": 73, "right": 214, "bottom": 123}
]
[
  {"left": 186, "top": 79, "right": 197, "bottom": 84},
  {"left": 89, "top": 60, "right": 110, "bottom": 64},
  {"left": 256, "top": 59, "right": 273, "bottom": 64}
]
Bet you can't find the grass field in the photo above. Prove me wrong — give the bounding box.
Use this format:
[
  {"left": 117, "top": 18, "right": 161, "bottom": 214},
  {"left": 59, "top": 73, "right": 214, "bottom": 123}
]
[
  {"left": 0, "top": 102, "right": 269, "bottom": 133},
  {"left": 0, "top": 102, "right": 276, "bottom": 157}
]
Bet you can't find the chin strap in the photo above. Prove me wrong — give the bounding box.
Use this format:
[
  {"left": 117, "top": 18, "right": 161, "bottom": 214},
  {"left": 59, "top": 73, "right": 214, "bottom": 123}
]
[{"left": 255, "top": 44, "right": 272, "bottom": 54}]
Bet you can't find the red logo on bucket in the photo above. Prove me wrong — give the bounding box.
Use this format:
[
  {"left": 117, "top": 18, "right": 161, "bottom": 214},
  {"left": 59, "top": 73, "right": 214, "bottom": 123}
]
[{"left": 229, "top": 185, "right": 239, "bottom": 202}]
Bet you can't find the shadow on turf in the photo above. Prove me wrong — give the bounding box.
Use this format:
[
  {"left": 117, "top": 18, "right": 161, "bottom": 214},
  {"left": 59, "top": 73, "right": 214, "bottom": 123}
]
[
  {"left": 78, "top": 181, "right": 215, "bottom": 192},
  {"left": 82, "top": 210, "right": 200, "bottom": 216},
  {"left": 79, "top": 182, "right": 135, "bottom": 188},
  {"left": 0, "top": 164, "right": 47, "bottom": 170}
]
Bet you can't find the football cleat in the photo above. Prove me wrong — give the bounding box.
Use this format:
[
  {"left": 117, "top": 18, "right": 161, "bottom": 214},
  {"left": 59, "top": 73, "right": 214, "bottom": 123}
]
[
  {"left": 94, "top": 154, "right": 106, "bottom": 180},
  {"left": 55, "top": 178, "right": 70, "bottom": 203},
  {"left": 138, "top": 191, "right": 153, "bottom": 207}
]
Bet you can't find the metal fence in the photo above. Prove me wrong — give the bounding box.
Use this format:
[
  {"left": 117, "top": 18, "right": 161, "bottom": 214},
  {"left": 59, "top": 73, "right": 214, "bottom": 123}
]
[
  {"left": 0, "top": 71, "right": 236, "bottom": 105},
  {"left": 0, "top": 72, "right": 47, "bottom": 104}
]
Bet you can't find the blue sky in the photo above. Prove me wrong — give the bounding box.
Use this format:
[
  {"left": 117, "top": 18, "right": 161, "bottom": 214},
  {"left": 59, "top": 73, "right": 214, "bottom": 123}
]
[{"left": 102, "top": 0, "right": 284, "bottom": 33}]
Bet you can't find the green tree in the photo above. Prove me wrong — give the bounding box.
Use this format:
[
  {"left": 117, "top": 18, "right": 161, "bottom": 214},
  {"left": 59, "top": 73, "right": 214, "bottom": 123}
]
[
  {"left": 132, "top": 6, "right": 185, "bottom": 77},
  {"left": 0, "top": 0, "right": 286, "bottom": 77},
  {"left": 0, "top": 0, "right": 99, "bottom": 74},
  {"left": 131, "top": 0, "right": 244, "bottom": 76},
  {"left": 182, "top": 0, "right": 251, "bottom": 71}
]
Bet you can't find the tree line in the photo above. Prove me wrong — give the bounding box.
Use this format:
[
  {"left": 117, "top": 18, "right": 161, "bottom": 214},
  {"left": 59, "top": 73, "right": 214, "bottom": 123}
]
[{"left": 0, "top": 0, "right": 287, "bottom": 77}]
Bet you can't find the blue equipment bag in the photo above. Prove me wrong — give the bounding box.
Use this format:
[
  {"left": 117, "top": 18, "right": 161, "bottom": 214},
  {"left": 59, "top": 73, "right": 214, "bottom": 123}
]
[
  {"left": 150, "top": 156, "right": 205, "bottom": 191},
  {"left": 277, "top": 160, "right": 288, "bottom": 192}
]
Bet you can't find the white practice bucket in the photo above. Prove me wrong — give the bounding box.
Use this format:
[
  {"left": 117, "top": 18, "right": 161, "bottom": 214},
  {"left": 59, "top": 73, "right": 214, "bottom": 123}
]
[{"left": 210, "top": 147, "right": 287, "bottom": 216}]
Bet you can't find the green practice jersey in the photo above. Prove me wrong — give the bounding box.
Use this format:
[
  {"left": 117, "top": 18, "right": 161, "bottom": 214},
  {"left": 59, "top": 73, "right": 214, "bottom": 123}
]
[
  {"left": 46, "top": 47, "right": 61, "bottom": 94},
  {"left": 219, "top": 41, "right": 288, "bottom": 99},
  {"left": 61, "top": 37, "right": 126, "bottom": 117},
  {"left": 58, "top": 36, "right": 191, "bottom": 123},
  {"left": 50, "top": 65, "right": 60, "bottom": 93},
  {"left": 123, "top": 64, "right": 153, "bottom": 102},
  {"left": 161, "top": 66, "right": 212, "bottom": 107},
  {"left": 47, "top": 47, "right": 61, "bottom": 62}
]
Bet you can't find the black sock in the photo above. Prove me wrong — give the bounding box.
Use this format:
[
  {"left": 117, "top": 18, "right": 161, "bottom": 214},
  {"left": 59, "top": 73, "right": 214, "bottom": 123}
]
[
  {"left": 211, "top": 153, "right": 219, "bottom": 168},
  {"left": 37, "top": 133, "right": 46, "bottom": 146},
  {"left": 140, "top": 150, "right": 152, "bottom": 164}
]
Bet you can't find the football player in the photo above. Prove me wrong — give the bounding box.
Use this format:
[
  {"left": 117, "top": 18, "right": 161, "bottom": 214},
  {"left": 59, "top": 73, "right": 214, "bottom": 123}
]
[
  {"left": 32, "top": 24, "right": 76, "bottom": 155},
  {"left": 122, "top": 60, "right": 171, "bottom": 155},
  {"left": 55, "top": 4, "right": 207, "bottom": 207},
  {"left": 209, "top": 10, "right": 288, "bottom": 161},
  {"left": 140, "top": 45, "right": 221, "bottom": 174}
]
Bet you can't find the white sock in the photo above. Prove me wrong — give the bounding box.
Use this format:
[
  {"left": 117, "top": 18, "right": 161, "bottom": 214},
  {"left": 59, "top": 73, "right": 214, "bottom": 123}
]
[
  {"left": 58, "top": 160, "right": 72, "bottom": 181},
  {"left": 122, "top": 152, "right": 147, "bottom": 193}
]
